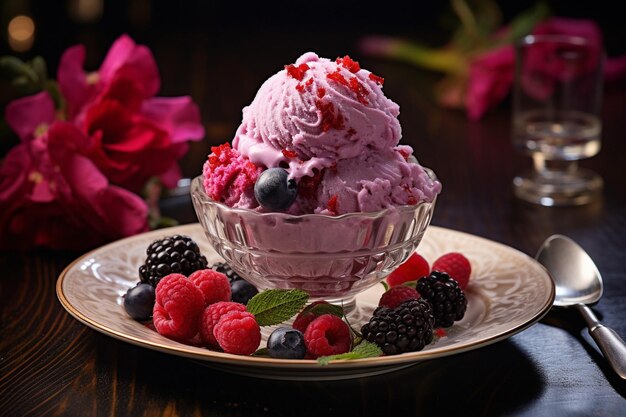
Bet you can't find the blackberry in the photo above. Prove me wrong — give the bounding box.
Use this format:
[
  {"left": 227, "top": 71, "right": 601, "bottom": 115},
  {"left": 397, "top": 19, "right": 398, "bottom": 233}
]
[
  {"left": 361, "top": 299, "right": 434, "bottom": 355},
  {"left": 211, "top": 261, "right": 243, "bottom": 283},
  {"left": 416, "top": 271, "right": 467, "bottom": 328},
  {"left": 212, "top": 262, "right": 259, "bottom": 304},
  {"left": 139, "top": 235, "right": 208, "bottom": 287}
]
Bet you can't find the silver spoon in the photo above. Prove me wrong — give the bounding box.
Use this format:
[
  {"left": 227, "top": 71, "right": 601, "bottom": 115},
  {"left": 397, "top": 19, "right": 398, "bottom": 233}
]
[{"left": 536, "top": 234, "right": 626, "bottom": 379}]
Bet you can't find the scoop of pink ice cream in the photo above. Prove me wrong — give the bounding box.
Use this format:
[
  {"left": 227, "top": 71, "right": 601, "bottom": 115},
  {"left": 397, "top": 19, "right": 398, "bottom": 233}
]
[
  {"left": 202, "top": 52, "right": 441, "bottom": 214},
  {"left": 285, "top": 146, "right": 439, "bottom": 215},
  {"left": 202, "top": 143, "right": 261, "bottom": 208},
  {"left": 233, "top": 52, "right": 402, "bottom": 179},
  {"left": 314, "top": 147, "right": 439, "bottom": 214}
]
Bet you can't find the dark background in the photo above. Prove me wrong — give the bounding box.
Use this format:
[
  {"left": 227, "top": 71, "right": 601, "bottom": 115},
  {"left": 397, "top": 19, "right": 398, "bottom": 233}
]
[{"left": 2, "top": 0, "right": 625, "bottom": 179}]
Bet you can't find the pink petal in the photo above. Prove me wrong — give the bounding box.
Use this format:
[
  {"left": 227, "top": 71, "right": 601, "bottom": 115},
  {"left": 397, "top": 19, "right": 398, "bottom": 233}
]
[
  {"left": 605, "top": 55, "right": 626, "bottom": 83},
  {"left": 0, "top": 145, "right": 29, "bottom": 200},
  {"left": 99, "top": 34, "right": 160, "bottom": 97},
  {"left": 533, "top": 18, "right": 603, "bottom": 47},
  {"left": 141, "top": 96, "right": 205, "bottom": 143},
  {"left": 5, "top": 92, "right": 56, "bottom": 141},
  {"left": 466, "top": 46, "right": 515, "bottom": 120},
  {"left": 158, "top": 163, "right": 183, "bottom": 189},
  {"left": 57, "top": 44, "right": 93, "bottom": 119}
]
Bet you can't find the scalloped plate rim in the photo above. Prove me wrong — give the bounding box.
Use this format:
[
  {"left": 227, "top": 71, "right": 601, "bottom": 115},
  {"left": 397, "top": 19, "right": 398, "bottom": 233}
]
[{"left": 56, "top": 224, "right": 555, "bottom": 377}]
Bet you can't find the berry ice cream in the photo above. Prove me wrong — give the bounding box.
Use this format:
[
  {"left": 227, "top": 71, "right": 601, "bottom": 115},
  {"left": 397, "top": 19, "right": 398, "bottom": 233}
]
[{"left": 202, "top": 52, "right": 441, "bottom": 215}]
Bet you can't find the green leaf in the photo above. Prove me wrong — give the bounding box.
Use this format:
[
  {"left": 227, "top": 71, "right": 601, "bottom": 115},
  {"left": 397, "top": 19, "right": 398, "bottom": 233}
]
[
  {"left": 31, "top": 56, "right": 48, "bottom": 84},
  {"left": 381, "top": 281, "right": 389, "bottom": 292},
  {"left": 252, "top": 347, "right": 269, "bottom": 357},
  {"left": 317, "top": 341, "right": 383, "bottom": 366},
  {"left": 499, "top": 2, "right": 550, "bottom": 44},
  {"left": 247, "top": 289, "right": 309, "bottom": 326},
  {"left": 300, "top": 302, "right": 344, "bottom": 319}
]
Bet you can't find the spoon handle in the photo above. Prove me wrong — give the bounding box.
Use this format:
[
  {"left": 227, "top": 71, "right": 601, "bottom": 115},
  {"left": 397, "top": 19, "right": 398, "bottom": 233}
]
[{"left": 577, "top": 304, "right": 626, "bottom": 379}]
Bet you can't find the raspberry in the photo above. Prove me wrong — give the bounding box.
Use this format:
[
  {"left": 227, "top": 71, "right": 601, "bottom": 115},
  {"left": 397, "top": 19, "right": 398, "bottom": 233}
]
[
  {"left": 378, "top": 285, "right": 420, "bottom": 308},
  {"left": 199, "top": 301, "right": 247, "bottom": 346},
  {"left": 188, "top": 269, "right": 231, "bottom": 306},
  {"left": 292, "top": 301, "right": 330, "bottom": 333},
  {"left": 387, "top": 252, "right": 430, "bottom": 287},
  {"left": 213, "top": 310, "right": 261, "bottom": 355},
  {"left": 432, "top": 252, "right": 471, "bottom": 290},
  {"left": 303, "top": 314, "right": 351, "bottom": 358},
  {"left": 153, "top": 274, "right": 204, "bottom": 341}
]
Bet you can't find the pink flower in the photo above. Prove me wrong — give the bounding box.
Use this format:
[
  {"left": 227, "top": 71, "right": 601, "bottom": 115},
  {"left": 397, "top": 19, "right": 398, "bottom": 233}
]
[
  {"left": 58, "top": 35, "right": 205, "bottom": 192},
  {"left": 466, "top": 46, "right": 515, "bottom": 121},
  {"left": 0, "top": 92, "right": 149, "bottom": 250}
]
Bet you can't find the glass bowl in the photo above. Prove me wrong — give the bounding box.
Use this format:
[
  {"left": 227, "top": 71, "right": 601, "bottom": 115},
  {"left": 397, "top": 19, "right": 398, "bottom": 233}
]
[{"left": 190, "top": 175, "right": 437, "bottom": 313}]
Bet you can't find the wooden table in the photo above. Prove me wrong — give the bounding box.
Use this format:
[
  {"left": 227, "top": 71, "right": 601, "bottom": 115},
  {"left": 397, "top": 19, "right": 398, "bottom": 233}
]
[{"left": 2, "top": 45, "right": 626, "bottom": 417}]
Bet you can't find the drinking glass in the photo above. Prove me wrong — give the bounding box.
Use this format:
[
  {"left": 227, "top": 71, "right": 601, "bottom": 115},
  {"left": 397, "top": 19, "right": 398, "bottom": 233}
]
[{"left": 512, "top": 34, "right": 604, "bottom": 206}]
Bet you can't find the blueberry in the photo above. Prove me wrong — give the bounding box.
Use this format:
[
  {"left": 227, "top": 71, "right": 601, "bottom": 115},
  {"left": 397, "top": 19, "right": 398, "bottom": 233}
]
[
  {"left": 123, "top": 283, "right": 155, "bottom": 321},
  {"left": 267, "top": 327, "right": 307, "bottom": 359},
  {"left": 254, "top": 168, "right": 297, "bottom": 211},
  {"left": 231, "top": 279, "right": 259, "bottom": 305}
]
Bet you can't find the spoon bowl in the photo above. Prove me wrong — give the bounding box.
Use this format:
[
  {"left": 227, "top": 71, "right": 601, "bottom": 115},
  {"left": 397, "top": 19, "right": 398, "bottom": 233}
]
[
  {"left": 535, "top": 234, "right": 626, "bottom": 379},
  {"left": 535, "top": 235, "right": 603, "bottom": 306}
]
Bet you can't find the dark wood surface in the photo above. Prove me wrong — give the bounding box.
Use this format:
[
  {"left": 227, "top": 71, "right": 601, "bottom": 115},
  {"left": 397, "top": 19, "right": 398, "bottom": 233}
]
[{"left": 2, "top": 36, "right": 626, "bottom": 417}]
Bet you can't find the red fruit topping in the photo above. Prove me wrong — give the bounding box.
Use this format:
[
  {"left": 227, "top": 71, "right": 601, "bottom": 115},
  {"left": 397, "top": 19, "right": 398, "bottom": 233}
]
[
  {"left": 282, "top": 149, "right": 298, "bottom": 159},
  {"left": 285, "top": 63, "right": 309, "bottom": 81},
  {"left": 213, "top": 310, "right": 261, "bottom": 355},
  {"left": 188, "top": 269, "right": 231, "bottom": 306},
  {"left": 397, "top": 148, "right": 410, "bottom": 160},
  {"left": 199, "top": 301, "right": 246, "bottom": 346},
  {"left": 317, "top": 87, "right": 326, "bottom": 98},
  {"left": 336, "top": 55, "right": 361, "bottom": 73},
  {"left": 387, "top": 252, "right": 430, "bottom": 287},
  {"left": 292, "top": 301, "right": 331, "bottom": 333},
  {"left": 348, "top": 77, "right": 369, "bottom": 105},
  {"left": 306, "top": 78, "right": 313, "bottom": 87},
  {"left": 368, "top": 73, "right": 385, "bottom": 85},
  {"left": 298, "top": 169, "right": 324, "bottom": 199},
  {"left": 327, "top": 70, "right": 349, "bottom": 87},
  {"left": 315, "top": 100, "right": 344, "bottom": 132},
  {"left": 378, "top": 285, "right": 420, "bottom": 308},
  {"left": 432, "top": 252, "right": 471, "bottom": 290},
  {"left": 327, "top": 195, "right": 338, "bottom": 215},
  {"left": 295, "top": 83, "right": 305, "bottom": 92},
  {"left": 205, "top": 143, "right": 260, "bottom": 202},
  {"left": 207, "top": 143, "right": 232, "bottom": 169},
  {"left": 304, "top": 314, "right": 351, "bottom": 358},
  {"left": 153, "top": 273, "right": 204, "bottom": 341},
  {"left": 435, "top": 328, "right": 448, "bottom": 338}
]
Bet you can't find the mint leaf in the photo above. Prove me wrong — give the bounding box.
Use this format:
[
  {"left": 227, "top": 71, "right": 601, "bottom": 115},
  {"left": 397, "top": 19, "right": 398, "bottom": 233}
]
[
  {"left": 252, "top": 347, "right": 269, "bottom": 357},
  {"left": 301, "top": 302, "right": 344, "bottom": 318},
  {"left": 317, "top": 340, "right": 383, "bottom": 365},
  {"left": 247, "top": 289, "right": 309, "bottom": 326}
]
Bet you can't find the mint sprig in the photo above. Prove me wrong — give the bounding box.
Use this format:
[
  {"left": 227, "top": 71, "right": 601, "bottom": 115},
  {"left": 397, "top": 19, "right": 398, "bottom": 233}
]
[
  {"left": 317, "top": 340, "right": 383, "bottom": 365},
  {"left": 247, "top": 289, "right": 309, "bottom": 326}
]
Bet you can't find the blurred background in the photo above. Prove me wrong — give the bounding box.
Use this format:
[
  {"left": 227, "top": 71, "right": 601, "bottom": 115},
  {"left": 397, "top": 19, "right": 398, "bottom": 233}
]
[{"left": 2, "top": 0, "right": 625, "bottom": 181}]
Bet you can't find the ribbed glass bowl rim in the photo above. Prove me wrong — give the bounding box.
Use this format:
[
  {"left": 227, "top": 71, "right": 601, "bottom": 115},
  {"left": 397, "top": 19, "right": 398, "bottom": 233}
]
[{"left": 190, "top": 170, "right": 438, "bottom": 222}]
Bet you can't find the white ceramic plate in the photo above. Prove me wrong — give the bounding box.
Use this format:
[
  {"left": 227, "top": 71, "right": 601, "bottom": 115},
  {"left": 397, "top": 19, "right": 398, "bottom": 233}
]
[{"left": 57, "top": 224, "right": 554, "bottom": 381}]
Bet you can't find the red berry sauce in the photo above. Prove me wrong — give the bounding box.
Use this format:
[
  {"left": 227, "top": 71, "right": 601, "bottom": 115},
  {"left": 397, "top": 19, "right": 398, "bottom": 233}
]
[
  {"left": 327, "top": 195, "right": 339, "bottom": 215},
  {"left": 282, "top": 149, "right": 298, "bottom": 159}
]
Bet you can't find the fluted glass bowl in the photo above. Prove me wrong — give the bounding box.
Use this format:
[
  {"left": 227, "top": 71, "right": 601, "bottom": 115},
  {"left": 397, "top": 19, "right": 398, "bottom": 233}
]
[{"left": 191, "top": 175, "right": 437, "bottom": 311}]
